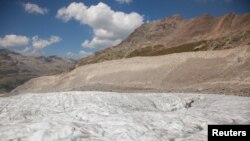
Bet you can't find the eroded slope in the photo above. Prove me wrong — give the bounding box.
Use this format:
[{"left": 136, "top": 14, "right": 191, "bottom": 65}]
[{"left": 13, "top": 46, "right": 250, "bottom": 95}]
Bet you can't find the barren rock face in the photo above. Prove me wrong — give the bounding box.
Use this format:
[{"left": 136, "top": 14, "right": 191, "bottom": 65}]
[
  {"left": 78, "top": 13, "right": 250, "bottom": 66},
  {"left": 13, "top": 46, "right": 250, "bottom": 96},
  {"left": 0, "top": 92, "right": 249, "bottom": 141}
]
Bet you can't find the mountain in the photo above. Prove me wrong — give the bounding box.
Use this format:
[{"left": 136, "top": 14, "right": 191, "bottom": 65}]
[
  {"left": 0, "top": 49, "right": 75, "bottom": 93},
  {"left": 78, "top": 13, "right": 250, "bottom": 66},
  {"left": 10, "top": 13, "right": 250, "bottom": 95},
  {"left": 13, "top": 46, "right": 250, "bottom": 96}
]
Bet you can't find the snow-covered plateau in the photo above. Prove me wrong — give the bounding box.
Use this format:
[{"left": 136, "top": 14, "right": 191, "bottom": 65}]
[{"left": 0, "top": 91, "right": 249, "bottom": 141}]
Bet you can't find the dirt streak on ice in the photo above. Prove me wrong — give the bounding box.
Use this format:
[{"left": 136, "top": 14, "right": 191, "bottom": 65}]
[{"left": 0, "top": 91, "right": 249, "bottom": 141}]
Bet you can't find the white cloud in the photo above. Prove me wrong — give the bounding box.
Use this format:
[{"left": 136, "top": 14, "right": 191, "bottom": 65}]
[
  {"left": 56, "top": 2, "right": 143, "bottom": 49},
  {"left": 0, "top": 34, "right": 61, "bottom": 56},
  {"left": 32, "top": 35, "right": 61, "bottom": 50},
  {"left": 115, "top": 0, "right": 133, "bottom": 4},
  {"left": 66, "top": 52, "right": 74, "bottom": 58},
  {"left": 20, "top": 47, "right": 40, "bottom": 56},
  {"left": 0, "top": 34, "right": 29, "bottom": 47},
  {"left": 23, "top": 3, "right": 48, "bottom": 15},
  {"left": 22, "top": 35, "right": 61, "bottom": 56},
  {"left": 66, "top": 50, "right": 93, "bottom": 59},
  {"left": 79, "top": 50, "right": 93, "bottom": 58},
  {"left": 82, "top": 38, "right": 122, "bottom": 49}
]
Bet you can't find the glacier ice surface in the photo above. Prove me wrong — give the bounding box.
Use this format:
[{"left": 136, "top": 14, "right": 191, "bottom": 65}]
[{"left": 0, "top": 91, "right": 249, "bottom": 141}]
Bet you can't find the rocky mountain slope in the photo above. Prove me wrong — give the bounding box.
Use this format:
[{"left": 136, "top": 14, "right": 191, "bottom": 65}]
[
  {"left": 13, "top": 46, "right": 250, "bottom": 96},
  {"left": 0, "top": 49, "right": 74, "bottom": 93},
  {"left": 78, "top": 13, "right": 250, "bottom": 66}
]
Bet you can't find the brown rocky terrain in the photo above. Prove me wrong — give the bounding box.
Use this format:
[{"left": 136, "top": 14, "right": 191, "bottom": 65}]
[
  {"left": 0, "top": 49, "right": 75, "bottom": 93},
  {"left": 13, "top": 46, "right": 250, "bottom": 96},
  {"left": 78, "top": 13, "right": 250, "bottom": 66},
  {"left": 9, "top": 13, "right": 250, "bottom": 96}
]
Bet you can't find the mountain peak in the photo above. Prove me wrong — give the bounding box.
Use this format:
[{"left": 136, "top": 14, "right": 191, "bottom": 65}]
[
  {"left": 0, "top": 48, "right": 20, "bottom": 56},
  {"left": 161, "top": 14, "right": 183, "bottom": 22},
  {"left": 0, "top": 48, "right": 75, "bottom": 92},
  {"left": 223, "top": 12, "right": 237, "bottom": 17},
  {"left": 78, "top": 13, "right": 250, "bottom": 66}
]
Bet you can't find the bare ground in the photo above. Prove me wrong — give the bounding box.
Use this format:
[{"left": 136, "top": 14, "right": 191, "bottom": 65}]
[{"left": 13, "top": 46, "right": 250, "bottom": 96}]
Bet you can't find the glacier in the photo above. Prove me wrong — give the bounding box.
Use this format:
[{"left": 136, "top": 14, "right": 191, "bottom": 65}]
[{"left": 0, "top": 91, "right": 249, "bottom": 141}]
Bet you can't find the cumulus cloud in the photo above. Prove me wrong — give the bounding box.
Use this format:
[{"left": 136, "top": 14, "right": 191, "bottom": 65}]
[
  {"left": 22, "top": 35, "right": 61, "bottom": 56},
  {"left": 0, "top": 34, "right": 29, "bottom": 47},
  {"left": 56, "top": 2, "right": 143, "bottom": 49},
  {"left": 66, "top": 50, "right": 93, "bottom": 59},
  {"left": 0, "top": 34, "right": 61, "bottom": 56},
  {"left": 66, "top": 52, "right": 74, "bottom": 58},
  {"left": 82, "top": 38, "right": 122, "bottom": 49},
  {"left": 22, "top": 2, "right": 48, "bottom": 15},
  {"left": 32, "top": 35, "right": 61, "bottom": 50},
  {"left": 115, "top": 0, "right": 133, "bottom": 4},
  {"left": 79, "top": 50, "right": 93, "bottom": 58}
]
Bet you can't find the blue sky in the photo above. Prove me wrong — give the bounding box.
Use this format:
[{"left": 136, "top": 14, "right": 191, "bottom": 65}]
[{"left": 0, "top": 0, "right": 249, "bottom": 59}]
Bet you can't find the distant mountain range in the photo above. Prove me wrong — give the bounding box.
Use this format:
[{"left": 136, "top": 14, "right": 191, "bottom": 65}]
[
  {"left": 3, "top": 13, "right": 250, "bottom": 95},
  {"left": 78, "top": 13, "right": 250, "bottom": 66},
  {"left": 0, "top": 49, "right": 75, "bottom": 93}
]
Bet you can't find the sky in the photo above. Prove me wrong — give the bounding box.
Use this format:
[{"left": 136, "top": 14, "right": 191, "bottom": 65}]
[{"left": 0, "top": 0, "right": 250, "bottom": 59}]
